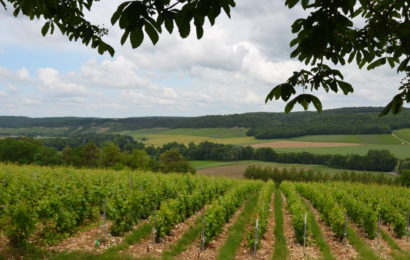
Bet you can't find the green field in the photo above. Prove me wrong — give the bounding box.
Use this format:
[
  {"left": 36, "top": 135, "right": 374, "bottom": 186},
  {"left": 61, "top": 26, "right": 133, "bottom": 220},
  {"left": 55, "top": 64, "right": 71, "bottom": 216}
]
[
  {"left": 393, "top": 128, "right": 410, "bottom": 143},
  {"left": 0, "top": 127, "right": 70, "bottom": 136},
  {"left": 117, "top": 128, "right": 410, "bottom": 158},
  {"left": 191, "top": 160, "right": 392, "bottom": 179},
  {"left": 290, "top": 134, "right": 402, "bottom": 144},
  {"left": 274, "top": 144, "right": 410, "bottom": 159},
  {"left": 119, "top": 128, "right": 264, "bottom": 146}
]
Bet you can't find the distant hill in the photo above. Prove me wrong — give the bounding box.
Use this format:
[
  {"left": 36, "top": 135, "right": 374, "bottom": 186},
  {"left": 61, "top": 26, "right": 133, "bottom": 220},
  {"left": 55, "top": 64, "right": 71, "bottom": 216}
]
[{"left": 1, "top": 107, "right": 410, "bottom": 139}]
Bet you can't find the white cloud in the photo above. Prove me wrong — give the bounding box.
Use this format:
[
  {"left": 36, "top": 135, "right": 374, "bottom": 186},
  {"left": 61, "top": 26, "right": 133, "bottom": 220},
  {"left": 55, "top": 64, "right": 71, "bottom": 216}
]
[
  {"left": 17, "top": 68, "right": 30, "bottom": 80},
  {"left": 80, "top": 56, "right": 158, "bottom": 89},
  {"left": 37, "top": 68, "right": 90, "bottom": 97},
  {"left": 22, "top": 98, "right": 41, "bottom": 105},
  {"left": 0, "top": 0, "right": 406, "bottom": 117}
]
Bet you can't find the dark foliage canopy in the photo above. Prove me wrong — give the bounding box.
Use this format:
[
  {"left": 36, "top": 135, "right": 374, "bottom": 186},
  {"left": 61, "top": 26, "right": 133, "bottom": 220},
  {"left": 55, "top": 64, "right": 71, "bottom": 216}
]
[
  {"left": 1, "top": 107, "right": 410, "bottom": 139},
  {"left": 2, "top": 0, "right": 409, "bottom": 114},
  {"left": 265, "top": 0, "right": 410, "bottom": 115}
]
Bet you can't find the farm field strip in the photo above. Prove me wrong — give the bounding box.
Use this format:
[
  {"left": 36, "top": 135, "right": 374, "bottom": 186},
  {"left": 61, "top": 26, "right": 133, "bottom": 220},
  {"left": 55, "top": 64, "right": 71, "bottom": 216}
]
[
  {"left": 290, "top": 134, "right": 403, "bottom": 144},
  {"left": 273, "top": 144, "right": 410, "bottom": 159},
  {"left": 251, "top": 140, "right": 362, "bottom": 149},
  {"left": 393, "top": 129, "right": 410, "bottom": 143},
  {"left": 3, "top": 164, "right": 410, "bottom": 260},
  {"left": 194, "top": 160, "right": 392, "bottom": 179},
  {"left": 119, "top": 128, "right": 410, "bottom": 158}
]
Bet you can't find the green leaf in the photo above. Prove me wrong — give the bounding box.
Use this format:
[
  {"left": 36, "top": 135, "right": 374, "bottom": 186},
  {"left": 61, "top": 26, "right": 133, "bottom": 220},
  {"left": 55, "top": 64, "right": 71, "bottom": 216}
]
[
  {"left": 130, "top": 27, "right": 144, "bottom": 48},
  {"left": 41, "top": 22, "right": 50, "bottom": 36},
  {"left": 111, "top": 2, "right": 130, "bottom": 25},
  {"left": 120, "top": 31, "right": 130, "bottom": 45},
  {"left": 301, "top": 0, "right": 309, "bottom": 9},
  {"left": 144, "top": 22, "right": 159, "bottom": 45},
  {"left": 387, "top": 57, "right": 395, "bottom": 68},
  {"left": 285, "top": 94, "right": 322, "bottom": 113},
  {"left": 177, "top": 18, "right": 191, "bottom": 38},
  {"left": 164, "top": 15, "right": 174, "bottom": 34},
  {"left": 196, "top": 25, "right": 204, "bottom": 39},
  {"left": 98, "top": 42, "right": 106, "bottom": 55},
  {"left": 348, "top": 51, "right": 356, "bottom": 63},
  {"left": 337, "top": 80, "right": 354, "bottom": 95},
  {"left": 285, "top": 98, "right": 297, "bottom": 113},
  {"left": 286, "top": 0, "right": 300, "bottom": 8}
]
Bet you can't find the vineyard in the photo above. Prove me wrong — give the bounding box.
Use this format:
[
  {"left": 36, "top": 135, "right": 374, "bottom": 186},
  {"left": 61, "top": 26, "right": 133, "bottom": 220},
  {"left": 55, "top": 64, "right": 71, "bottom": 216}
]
[{"left": 1, "top": 164, "right": 410, "bottom": 260}]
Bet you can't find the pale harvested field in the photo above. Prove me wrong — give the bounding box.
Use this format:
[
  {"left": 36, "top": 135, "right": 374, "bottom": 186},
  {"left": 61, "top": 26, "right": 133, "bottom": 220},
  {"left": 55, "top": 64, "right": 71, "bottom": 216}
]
[{"left": 251, "top": 141, "right": 361, "bottom": 149}]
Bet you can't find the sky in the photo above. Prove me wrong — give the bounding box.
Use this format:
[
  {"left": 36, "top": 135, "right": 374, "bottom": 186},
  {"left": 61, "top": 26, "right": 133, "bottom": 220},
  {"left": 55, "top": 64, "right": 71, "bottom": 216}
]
[{"left": 0, "top": 0, "right": 405, "bottom": 118}]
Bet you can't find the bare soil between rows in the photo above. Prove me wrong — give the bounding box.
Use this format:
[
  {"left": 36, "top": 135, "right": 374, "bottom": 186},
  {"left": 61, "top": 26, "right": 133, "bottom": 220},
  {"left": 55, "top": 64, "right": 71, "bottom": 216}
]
[
  {"left": 380, "top": 225, "right": 410, "bottom": 253},
  {"left": 126, "top": 208, "right": 205, "bottom": 258},
  {"left": 235, "top": 193, "right": 275, "bottom": 260},
  {"left": 303, "top": 198, "right": 358, "bottom": 260},
  {"left": 48, "top": 220, "right": 142, "bottom": 254},
  {"left": 251, "top": 141, "right": 361, "bottom": 149},
  {"left": 177, "top": 205, "right": 244, "bottom": 260},
  {"left": 281, "top": 193, "right": 321, "bottom": 260}
]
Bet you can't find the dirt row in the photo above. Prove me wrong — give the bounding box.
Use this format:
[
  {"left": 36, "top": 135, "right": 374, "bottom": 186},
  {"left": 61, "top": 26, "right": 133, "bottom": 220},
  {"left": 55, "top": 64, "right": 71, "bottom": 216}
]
[
  {"left": 235, "top": 194, "right": 276, "bottom": 260},
  {"left": 303, "top": 198, "right": 358, "bottom": 260},
  {"left": 126, "top": 208, "right": 206, "bottom": 258}
]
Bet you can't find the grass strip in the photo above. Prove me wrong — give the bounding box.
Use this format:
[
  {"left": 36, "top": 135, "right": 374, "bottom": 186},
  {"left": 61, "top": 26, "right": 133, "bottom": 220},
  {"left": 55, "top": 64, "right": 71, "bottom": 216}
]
[
  {"left": 102, "top": 222, "right": 153, "bottom": 257},
  {"left": 216, "top": 192, "right": 259, "bottom": 260},
  {"left": 379, "top": 229, "right": 410, "bottom": 260},
  {"left": 346, "top": 226, "right": 379, "bottom": 260},
  {"left": 272, "top": 188, "right": 288, "bottom": 260},
  {"left": 301, "top": 202, "right": 335, "bottom": 260},
  {"left": 161, "top": 219, "right": 202, "bottom": 259},
  {"left": 47, "top": 223, "right": 153, "bottom": 260}
]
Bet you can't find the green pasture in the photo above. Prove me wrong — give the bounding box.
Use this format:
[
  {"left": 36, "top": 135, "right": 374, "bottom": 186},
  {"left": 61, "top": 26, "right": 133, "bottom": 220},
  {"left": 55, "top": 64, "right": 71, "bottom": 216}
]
[
  {"left": 120, "top": 127, "right": 247, "bottom": 138},
  {"left": 118, "top": 128, "right": 410, "bottom": 159},
  {"left": 191, "top": 160, "right": 391, "bottom": 177},
  {"left": 189, "top": 160, "right": 237, "bottom": 170},
  {"left": 393, "top": 128, "right": 410, "bottom": 143},
  {"left": 119, "top": 128, "right": 264, "bottom": 146},
  {"left": 290, "top": 134, "right": 401, "bottom": 144},
  {"left": 0, "top": 127, "right": 69, "bottom": 136},
  {"left": 274, "top": 144, "right": 410, "bottom": 159}
]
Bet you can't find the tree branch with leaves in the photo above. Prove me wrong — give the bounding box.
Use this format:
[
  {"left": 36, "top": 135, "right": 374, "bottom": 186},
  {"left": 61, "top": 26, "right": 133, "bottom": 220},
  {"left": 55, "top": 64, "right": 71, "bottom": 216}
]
[{"left": 265, "top": 0, "right": 410, "bottom": 115}]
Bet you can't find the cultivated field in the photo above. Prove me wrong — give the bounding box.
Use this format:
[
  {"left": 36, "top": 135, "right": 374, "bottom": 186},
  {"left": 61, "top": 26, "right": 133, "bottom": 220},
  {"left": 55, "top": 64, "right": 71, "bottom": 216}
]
[
  {"left": 118, "top": 128, "right": 260, "bottom": 146},
  {"left": 1, "top": 164, "right": 409, "bottom": 260},
  {"left": 119, "top": 128, "right": 410, "bottom": 158},
  {"left": 251, "top": 140, "right": 361, "bottom": 149},
  {"left": 192, "top": 160, "right": 392, "bottom": 179}
]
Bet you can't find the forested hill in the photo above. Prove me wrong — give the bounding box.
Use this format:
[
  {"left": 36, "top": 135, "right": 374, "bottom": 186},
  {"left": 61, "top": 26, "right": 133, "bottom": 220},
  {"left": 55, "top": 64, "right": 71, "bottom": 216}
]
[{"left": 1, "top": 107, "right": 410, "bottom": 139}]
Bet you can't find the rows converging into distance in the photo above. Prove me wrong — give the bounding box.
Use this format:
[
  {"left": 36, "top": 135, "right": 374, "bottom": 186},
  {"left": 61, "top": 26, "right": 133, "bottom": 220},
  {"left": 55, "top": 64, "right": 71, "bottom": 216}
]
[{"left": 1, "top": 163, "right": 410, "bottom": 259}]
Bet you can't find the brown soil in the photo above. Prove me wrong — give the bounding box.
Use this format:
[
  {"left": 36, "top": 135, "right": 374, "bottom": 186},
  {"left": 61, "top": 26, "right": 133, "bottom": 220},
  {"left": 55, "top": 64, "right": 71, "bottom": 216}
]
[
  {"left": 380, "top": 225, "right": 410, "bottom": 253},
  {"left": 251, "top": 141, "right": 361, "bottom": 149},
  {"left": 235, "top": 194, "right": 275, "bottom": 260},
  {"left": 349, "top": 222, "right": 392, "bottom": 259},
  {"left": 281, "top": 193, "right": 322, "bottom": 260},
  {"left": 303, "top": 198, "right": 358, "bottom": 260},
  {"left": 126, "top": 208, "right": 205, "bottom": 258},
  {"left": 198, "top": 163, "right": 310, "bottom": 179},
  {"left": 0, "top": 232, "right": 9, "bottom": 255},
  {"left": 48, "top": 221, "right": 124, "bottom": 254},
  {"left": 177, "top": 205, "right": 244, "bottom": 260}
]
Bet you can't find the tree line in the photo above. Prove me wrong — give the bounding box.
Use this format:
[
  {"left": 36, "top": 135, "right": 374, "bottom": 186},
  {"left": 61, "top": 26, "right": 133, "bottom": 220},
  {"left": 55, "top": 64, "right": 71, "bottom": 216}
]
[
  {"left": 146, "top": 141, "right": 398, "bottom": 172},
  {"left": 244, "top": 166, "right": 399, "bottom": 186},
  {"left": 1, "top": 107, "right": 410, "bottom": 138},
  {"left": 0, "top": 135, "right": 400, "bottom": 173},
  {"left": 0, "top": 137, "right": 195, "bottom": 174}
]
